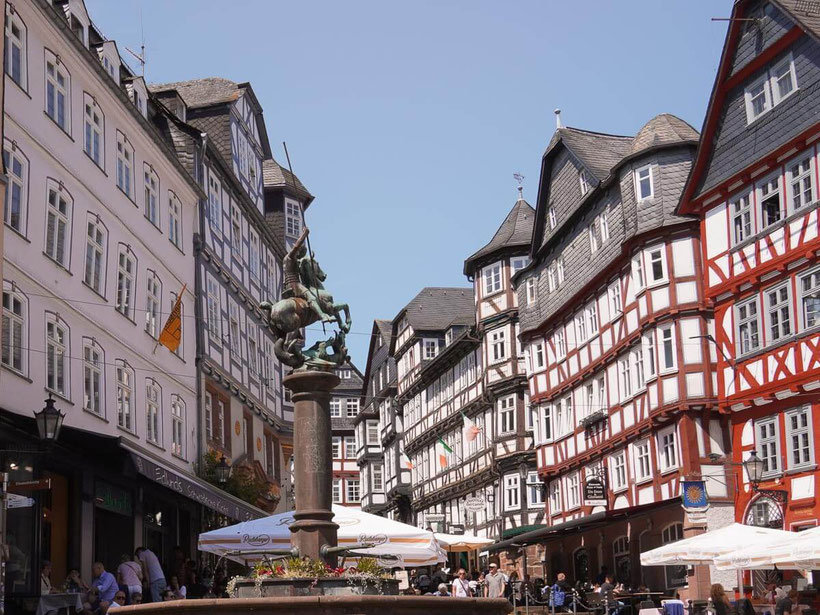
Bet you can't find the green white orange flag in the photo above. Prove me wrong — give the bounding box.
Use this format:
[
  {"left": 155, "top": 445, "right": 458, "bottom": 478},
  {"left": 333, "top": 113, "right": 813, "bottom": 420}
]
[
  {"left": 461, "top": 411, "right": 482, "bottom": 442},
  {"left": 401, "top": 450, "right": 414, "bottom": 470},
  {"left": 436, "top": 437, "right": 453, "bottom": 469}
]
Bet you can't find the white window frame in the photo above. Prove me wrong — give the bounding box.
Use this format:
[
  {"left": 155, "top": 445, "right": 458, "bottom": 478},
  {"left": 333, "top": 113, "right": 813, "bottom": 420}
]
[
  {"left": 145, "top": 272, "right": 161, "bottom": 339},
  {"left": 633, "top": 439, "right": 652, "bottom": 484},
  {"left": 366, "top": 419, "right": 379, "bottom": 445},
  {"left": 659, "top": 324, "right": 677, "bottom": 373},
  {"left": 587, "top": 301, "right": 599, "bottom": 336},
  {"left": 635, "top": 164, "right": 654, "bottom": 202},
  {"left": 5, "top": 6, "right": 27, "bottom": 89},
  {"left": 657, "top": 426, "right": 679, "bottom": 473},
  {"left": 600, "top": 210, "right": 610, "bottom": 241},
  {"left": 171, "top": 396, "right": 185, "bottom": 458},
  {"left": 798, "top": 267, "right": 820, "bottom": 331},
  {"left": 526, "top": 277, "right": 537, "bottom": 305},
  {"left": 576, "top": 313, "right": 587, "bottom": 344},
  {"left": 168, "top": 192, "right": 182, "bottom": 249},
  {"left": 646, "top": 245, "right": 667, "bottom": 285},
  {"left": 557, "top": 257, "right": 565, "bottom": 285},
  {"left": 84, "top": 217, "right": 106, "bottom": 294},
  {"left": 619, "top": 355, "right": 632, "bottom": 400},
  {"left": 785, "top": 406, "right": 813, "bottom": 470},
  {"left": 3, "top": 140, "right": 28, "bottom": 235},
  {"left": 589, "top": 222, "right": 599, "bottom": 253},
  {"left": 45, "top": 316, "right": 68, "bottom": 397},
  {"left": 144, "top": 165, "right": 160, "bottom": 228},
  {"left": 731, "top": 192, "right": 753, "bottom": 245},
  {"left": 532, "top": 342, "right": 545, "bottom": 371},
  {"left": 770, "top": 53, "right": 798, "bottom": 107},
  {"left": 566, "top": 472, "right": 580, "bottom": 510},
  {"left": 332, "top": 436, "right": 342, "bottom": 459},
  {"left": 764, "top": 282, "right": 793, "bottom": 345},
  {"left": 208, "top": 175, "right": 222, "bottom": 233},
  {"left": 423, "top": 338, "right": 438, "bottom": 360},
  {"left": 554, "top": 328, "right": 566, "bottom": 361},
  {"left": 206, "top": 276, "right": 221, "bottom": 343},
  {"left": 755, "top": 417, "right": 781, "bottom": 476},
  {"left": 330, "top": 397, "right": 342, "bottom": 418},
  {"left": 527, "top": 471, "right": 544, "bottom": 507},
  {"left": 45, "top": 53, "right": 70, "bottom": 132},
  {"left": 549, "top": 480, "right": 562, "bottom": 515},
  {"left": 483, "top": 262, "right": 502, "bottom": 296},
  {"left": 787, "top": 151, "right": 815, "bottom": 213},
  {"left": 372, "top": 464, "right": 384, "bottom": 492},
  {"left": 511, "top": 256, "right": 530, "bottom": 275},
  {"left": 249, "top": 231, "right": 260, "bottom": 281},
  {"left": 632, "top": 347, "right": 645, "bottom": 392},
  {"left": 632, "top": 253, "right": 645, "bottom": 291},
  {"left": 643, "top": 332, "right": 657, "bottom": 380},
  {"left": 744, "top": 72, "right": 772, "bottom": 123},
  {"left": 736, "top": 296, "right": 761, "bottom": 356},
  {"left": 83, "top": 340, "right": 103, "bottom": 415},
  {"left": 45, "top": 185, "right": 71, "bottom": 267},
  {"left": 579, "top": 168, "right": 591, "bottom": 195},
  {"left": 83, "top": 95, "right": 103, "bottom": 167},
  {"left": 498, "top": 395, "right": 516, "bottom": 435},
  {"left": 116, "top": 360, "right": 134, "bottom": 432},
  {"left": 503, "top": 474, "right": 521, "bottom": 511},
  {"left": 490, "top": 327, "right": 506, "bottom": 364},
  {"left": 229, "top": 302, "right": 240, "bottom": 356},
  {"left": 609, "top": 280, "right": 622, "bottom": 319},
  {"left": 116, "top": 132, "right": 134, "bottom": 199},
  {"left": 548, "top": 206, "right": 556, "bottom": 230},
  {"left": 344, "top": 435, "right": 356, "bottom": 459},
  {"left": 2, "top": 286, "right": 27, "bottom": 375},
  {"left": 758, "top": 172, "right": 783, "bottom": 230},
  {"left": 285, "top": 200, "right": 302, "bottom": 238},
  {"left": 610, "top": 450, "right": 628, "bottom": 492},
  {"left": 346, "top": 398, "right": 359, "bottom": 417},
  {"left": 146, "top": 380, "right": 161, "bottom": 445},
  {"left": 332, "top": 479, "right": 341, "bottom": 503},
  {"left": 547, "top": 264, "right": 556, "bottom": 292},
  {"left": 346, "top": 479, "right": 360, "bottom": 503}
]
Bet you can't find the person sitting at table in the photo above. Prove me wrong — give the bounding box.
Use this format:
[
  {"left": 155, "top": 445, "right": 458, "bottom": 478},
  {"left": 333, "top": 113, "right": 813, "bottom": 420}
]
[
  {"left": 65, "top": 569, "right": 89, "bottom": 593},
  {"left": 766, "top": 582, "right": 787, "bottom": 605},
  {"left": 92, "top": 562, "right": 118, "bottom": 604},
  {"left": 41, "top": 561, "right": 55, "bottom": 595},
  {"left": 711, "top": 583, "right": 731, "bottom": 615},
  {"left": 775, "top": 590, "right": 800, "bottom": 615},
  {"left": 169, "top": 576, "right": 187, "bottom": 599},
  {"left": 600, "top": 575, "right": 624, "bottom": 615},
  {"left": 636, "top": 583, "right": 650, "bottom": 594}
]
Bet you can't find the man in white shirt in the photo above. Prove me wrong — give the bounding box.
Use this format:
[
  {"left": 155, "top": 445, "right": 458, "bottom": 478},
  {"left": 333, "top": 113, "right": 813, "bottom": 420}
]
[{"left": 135, "top": 547, "right": 167, "bottom": 603}]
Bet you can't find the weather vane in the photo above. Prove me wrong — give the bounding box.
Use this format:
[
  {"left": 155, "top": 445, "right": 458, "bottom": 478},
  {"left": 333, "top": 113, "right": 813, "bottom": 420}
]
[{"left": 513, "top": 172, "right": 525, "bottom": 198}]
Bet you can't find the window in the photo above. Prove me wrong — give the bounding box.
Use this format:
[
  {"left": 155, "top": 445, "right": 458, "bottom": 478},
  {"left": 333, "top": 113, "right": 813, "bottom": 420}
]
[
  {"left": 84, "top": 218, "right": 106, "bottom": 294},
  {"left": 759, "top": 174, "right": 782, "bottom": 229},
  {"left": 553, "top": 396, "right": 573, "bottom": 438},
  {"left": 208, "top": 175, "right": 222, "bottom": 232},
  {"left": 144, "top": 166, "right": 159, "bottom": 227},
  {"left": 46, "top": 317, "right": 68, "bottom": 396},
  {"left": 647, "top": 246, "right": 666, "bottom": 284},
  {"left": 634, "top": 440, "right": 652, "bottom": 482},
  {"left": 45, "top": 186, "right": 70, "bottom": 267},
  {"left": 3, "top": 142, "right": 28, "bottom": 234},
  {"left": 589, "top": 223, "right": 599, "bottom": 253},
  {"left": 247, "top": 325, "right": 258, "bottom": 377},
  {"left": 765, "top": 283, "right": 792, "bottom": 344},
  {"left": 116, "top": 361, "right": 134, "bottom": 431},
  {"left": 45, "top": 55, "right": 69, "bottom": 131},
  {"left": 332, "top": 479, "right": 341, "bottom": 503},
  {"left": 2, "top": 288, "right": 26, "bottom": 374},
  {"left": 643, "top": 332, "right": 657, "bottom": 379},
  {"left": 745, "top": 75, "right": 771, "bottom": 121},
  {"left": 786, "top": 406, "right": 813, "bottom": 469},
  {"left": 484, "top": 263, "right": 502, "bottom": 295},
  {"left": 771, "top": 54, "right": 797, "bottom": 103},
  {"left": 557, "top": 257, "right": 565, "bottom": 285},
  {"left": 5, "top": 6, "right": 26, "bottom": 88},
  {"left": 538, "top": 404, "right": 552, "bottom": 444},
  {"left": 346, "top": 398, "right": 359, "bottom": 417},
  {"left": 799, "top": 269, "right": 820, "bottom": 330},
  {"left": 504, "top": 474, "right": 520, "bottom": 511},
  {"left": 736, "top": 297, "right": 761, "bottom": 355},
  {"left": 490, "top": 328, "right": 506, "bottom": 363},
  {"left": 547, "top": 264, "right": 557, "bottom": 292},
  {"left": 632, "top": 254, "right": 645, "bottom": 290},
  {"left": 206, "top": 277, "right": 221, "bottom": 342},
  {"left": 526, "top": 277, "right": 537, "bottom": 304},
  {"left": 116, "top": 248, "right": 135, "bottom": 318},
  {"left": 635, "top": 165, "right": 653, "bottom": 201},
  {"left": 145, "top": 273, "right": 161, "bottom": 338},
  {"left": 732, "top": 193, "right": 753, "bottom": 244},
  {"left": 756, "top": 418, "right": 780, "bottom": 475},
  {"left": 532, "top": 342, "right": 545, "bottom": 370},
  {"left": 600, "top": 210, "right": 610, "bottom": 241},
  {"left": 576, "top": 313, "right": 587, "bottom": 343},
  {"left": 609, "top": 281, "right": 622, "bottom": 318},
  {"left": 555, "top": 328, "right": 566, "bottom": 360},
  {"left": 231, "top": 207, "right": 241, "bottom": 257},
  {"left": 597, "top": 377, "right": 606, "bottom": 413},
  {"left": 499, "top": 396, "right": 516, "bottom": 434},
  {"left": 249, "top": 232, "right": 260, "bottom": 281},
  {"left": 619, "top": 356, "right": 632, "bottom": 399},
  {"left": 332, "top": 436, "right": 341, "bottom": 459},
  {"left": 168, "top": 193, "right": 182, "bottom": 249},
  {"left": 566, "top": 472, "right": 580, "bottom": 509},
  {"left": 84, "top": 96, "right": 103, "bottom": 166},
  {"left": 146, "top": 381, "right": 160, "bottom": 444},
  {"left": 659, "top": 324, "right": 676, "bottom": 372},
  {"left": 330, "top": 398, "right": 342, "bottom": 418},
  {"left": 424, "top": 338, "right": 438, "bottom": 360},
  {"left": 116, "top": 133, "right": 134, "bottom": 198},
  {"left": 579, "top": 169, "right": 591, "bottom": 195},
  {"left": 372, "top": 464, "right": 384, "bottom": 491},
  {"left": 548, "top": 206, "right": 556, "bottom": 230},
  {"left": 527, "top": 471, "right": 544, "bottom": 507},
  {"left": 663, "top": 523, "right": 683, "bottom": 544},
  {"left": 344, "top": 436, "right": 356, "bottom": 459},
  {"left": 171, "top": 397, "right": 184, "bottom": 457},
  {"left": 658, "top": 427, "right": 679, "bottom": 472},
  {"left": 610, "top": 450, "right": 627, "bottom": 491},
  {"left": 346, "top": 479, "right": 360, "bottom": 503},
  {"left": 366, "top": 420, "right": 379, "bottom": 444},
  {"left": 587, "top": 302, "right": 599, "bottom": 336},
  {"left": 788, "top": 154, "right": 814, "bottom": 211},
  {"left": 512, "top": 256, "right": 530, "bottom": 274},
  {"left": 83, "top": 341, "right": 102, "bottom": 415},
  {"left": 744, "top": 54, "right": 797, "bottom": 123},
  {"left": 632, "top": 347, "right": 645, "bottom": 391},
  {"left": 285, "top": 201, "right": 301, "bottom": 237},
  {"left": 549, "top": 480, "right": 562, "bottom": 514},
  {"left": 229, "top": 303, "right": 240, "bottom": 356}
]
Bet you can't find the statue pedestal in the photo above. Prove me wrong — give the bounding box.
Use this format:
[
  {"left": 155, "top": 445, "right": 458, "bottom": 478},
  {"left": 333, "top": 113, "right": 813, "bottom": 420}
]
[{"left": 283, "top": 369, "right": 340, "bottom": 566}]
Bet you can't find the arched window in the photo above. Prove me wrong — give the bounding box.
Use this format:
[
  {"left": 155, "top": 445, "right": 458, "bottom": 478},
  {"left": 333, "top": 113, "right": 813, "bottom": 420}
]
[
  {"left": 613, "top": 536, "right": 630, "bottom": 583},
  {"left": 171, "top": 395, "right": 185, "bottom": 458},
  {"left": 83, "top": 93, "right": 104, "bottom": 168},
  {"left": 745, "top": 495, "right": 784, "bottom": 529},
  {"left": 4, "top": 4, "right": 27, "bottom": 89},
  {"left": 573, "top": 547, "right": 589, "bottom": 584},
  {"left": 168, "top": 191, "right": 182, "bottom": 249},
  {"left": 145, "top": 271, "right": 162, "bottom": 339},
  {"left": 116, "top": 131, "right": 134, "bottom": 199},
  {"left": 83, "top": 214, "right": 107, "bottom": 295},
  {"left": 45, "top": 181, "right": 73, "bottom": 268},
  {"left": 144, "top": 164, "right": 160, "bottom": 227},
  {"left": 115, "top": 360, "right": 135, "bottom": 432},
  {"left": 4, "top": 139, "right": 30, "bottom": 235},
  {"left": 146, "top": 379, "right": 162, "bottom": 445},
  {"left": 44, "top": 50, "right": 70, "bottom": 133},
  {"left": 2, "top": 281, "right": 28, "bottom": 375},
  {"left": 45, "top": 313, "right": 69, "bottom": 398},
  {"left": 116, "top": 245, "right": 137, "bottom": 319},
  {"left": 82, "top": 338, "right": 104, "bottom": 416}
]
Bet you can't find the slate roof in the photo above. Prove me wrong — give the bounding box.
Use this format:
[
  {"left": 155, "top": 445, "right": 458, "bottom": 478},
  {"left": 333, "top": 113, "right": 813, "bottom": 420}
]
[
  {"left": 375, "top": 319, "right": 393, "bottom": 343},
  {"left": 149, "top": 77, "right": 241, "bottom": 109},
  {"left": 550, "top": 127, "right": 632, "bottom": 181},
  {"left": 773, "top": 0, "right": 820, "bottom": 41},
  {"left": 262, "top": 158, "right": 313, "bottom": 204},
  {"left": 398, "top": 287, "right": 475, "bottom": 332},
  {"left": 464, "top": 195, "right": 535, "bottom": 274},
  {"left": 630, "top": 114, "right": 700, "bottom": 155}
]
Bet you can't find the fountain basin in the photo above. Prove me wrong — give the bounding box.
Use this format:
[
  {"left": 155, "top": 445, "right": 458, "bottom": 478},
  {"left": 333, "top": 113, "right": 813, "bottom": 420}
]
[{"left": 232, "top": 576, "right": 400, "bottom": 597}]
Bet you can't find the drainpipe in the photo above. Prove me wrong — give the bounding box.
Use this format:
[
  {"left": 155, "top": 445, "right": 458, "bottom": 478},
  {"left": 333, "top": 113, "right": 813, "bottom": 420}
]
[{"left": 194, "top": 134, "right": 208, "bottom": 477}]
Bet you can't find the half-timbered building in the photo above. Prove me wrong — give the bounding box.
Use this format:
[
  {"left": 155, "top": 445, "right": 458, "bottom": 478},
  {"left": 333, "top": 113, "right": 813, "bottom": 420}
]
[
  {"left": 356, "top": 320, "right": 396, "bottom": 517},
  {"left": 505, "top": 113, "right": 728, "bottom": 597},
  {"left": 330, "top": 361, "right": 364, "bottom": 507},
  {"left": 679, "top": 0, "right": 820, "bottom": 542},
  {"left": 150, "top": 78, "right": 292, "bottom": 515}
]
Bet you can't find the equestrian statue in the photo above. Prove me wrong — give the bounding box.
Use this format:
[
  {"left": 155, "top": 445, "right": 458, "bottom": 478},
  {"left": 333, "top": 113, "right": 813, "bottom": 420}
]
[{"left": 260, "top": 227, "right": 351, "bottom": 370}]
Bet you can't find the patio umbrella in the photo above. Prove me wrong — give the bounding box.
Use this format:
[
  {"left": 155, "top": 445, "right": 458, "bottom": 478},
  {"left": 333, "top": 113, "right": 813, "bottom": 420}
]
[
  {"left": 714, "top": 526, "right": 820, "bottom": 570},
  {"left": 198, "top": 504, "right": 446, "bottom": 568},
  {"left": 640, "top": 523, "right": 790, "bottom": 566},
  {"left": 434, "top": 532, "right": 494, "bottom": 553}
]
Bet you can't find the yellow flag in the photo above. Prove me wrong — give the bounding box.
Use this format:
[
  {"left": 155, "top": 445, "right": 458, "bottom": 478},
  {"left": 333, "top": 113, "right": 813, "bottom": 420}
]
[{"left": 159, "top": 284, "right": 186, "bottom": 353}]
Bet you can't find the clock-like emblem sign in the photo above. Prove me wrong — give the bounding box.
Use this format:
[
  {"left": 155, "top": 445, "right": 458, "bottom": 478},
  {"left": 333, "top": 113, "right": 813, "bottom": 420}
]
[{"left": 686, "top": 484, "right": 704, "bottom": 503}]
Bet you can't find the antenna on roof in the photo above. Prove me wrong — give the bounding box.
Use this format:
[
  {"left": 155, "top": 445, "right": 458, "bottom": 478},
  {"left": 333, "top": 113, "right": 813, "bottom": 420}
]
[
  {"left": 513, "top": 173, "right": 525, "bottom": 199},
  {"left": 125, "top": 1, "right": 145, "bottom": 77},
  {"left": 554, "top": 108, "right": 562, "bottom": 129}
]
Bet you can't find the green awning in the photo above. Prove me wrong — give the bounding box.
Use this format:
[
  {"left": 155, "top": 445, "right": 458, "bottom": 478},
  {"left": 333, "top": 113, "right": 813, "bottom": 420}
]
[{"left": 502, "top": 524, "right": 543, "bottom": 539}]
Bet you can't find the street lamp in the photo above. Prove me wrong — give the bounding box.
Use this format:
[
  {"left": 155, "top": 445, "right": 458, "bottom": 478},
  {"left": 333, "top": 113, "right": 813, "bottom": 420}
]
[
  {"left": 215, "top": 456, "right": 231, "bottom": 485},
  {"left": 34, "top": 394, "right": 64, "bottom": 442},
  {"left": 742, "top": 450, "right": 787, "bottom": 504}
]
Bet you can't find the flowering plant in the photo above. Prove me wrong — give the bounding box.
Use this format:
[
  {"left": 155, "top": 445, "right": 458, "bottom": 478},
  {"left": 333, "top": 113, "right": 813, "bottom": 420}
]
[{"left": 251, "top": 556, "right": 389, "bottom": 580}]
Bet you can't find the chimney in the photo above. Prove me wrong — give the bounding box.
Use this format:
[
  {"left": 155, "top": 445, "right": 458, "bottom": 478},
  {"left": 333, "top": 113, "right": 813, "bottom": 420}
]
[{"left": 554, "top": 108, "right": 562, "bottom": 129}]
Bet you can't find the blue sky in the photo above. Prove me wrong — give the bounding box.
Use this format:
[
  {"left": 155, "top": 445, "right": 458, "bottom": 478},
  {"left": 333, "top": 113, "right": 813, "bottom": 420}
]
[{"left": 86, "top": 0, "right": 728, "bottom": 367}]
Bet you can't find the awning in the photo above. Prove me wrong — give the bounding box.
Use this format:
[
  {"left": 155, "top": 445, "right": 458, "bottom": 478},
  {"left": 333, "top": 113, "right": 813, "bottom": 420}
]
[
  {"left": 713, "top": 526, "right": 820, "bottom": 570},
  {"left": 489, "top": 512, "right": 607, "bottom": 552},
  {"left": 435, "top": 532, "right": 494, "bottom": 553},
  {"left": 122, "top": 441, "right": 263, "bottom": 522}
]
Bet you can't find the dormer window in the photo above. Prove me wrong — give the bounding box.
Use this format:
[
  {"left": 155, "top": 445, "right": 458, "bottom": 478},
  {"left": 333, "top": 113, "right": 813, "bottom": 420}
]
[
  {"left": 635, "top": 164, "right": 654, "bottom": 201},
  {"left": 579, "top": 169, "right": 591, "bottom": 195},
  {"left": 744, "top": 53, "right": 797, "bottom": 124},
  {"left": 285, "top": 201, "right": 302, "bottom": 238},
  {"left": 423, "top": 339, "right": 438, "bottom": 360},
  {"left": 548, "top": 206, "right": 557, "bottom": 230}
]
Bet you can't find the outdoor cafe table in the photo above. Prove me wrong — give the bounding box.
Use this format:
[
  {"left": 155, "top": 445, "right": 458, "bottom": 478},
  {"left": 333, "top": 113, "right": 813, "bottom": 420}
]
[{"left": 35, "top": 593, "right": 83, "bottom": 615}]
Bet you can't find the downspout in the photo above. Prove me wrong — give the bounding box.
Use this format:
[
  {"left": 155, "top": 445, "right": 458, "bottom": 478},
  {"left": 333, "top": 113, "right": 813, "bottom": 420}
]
[{"left": 194, "top": 133, "right": 208, "bottom": 474}]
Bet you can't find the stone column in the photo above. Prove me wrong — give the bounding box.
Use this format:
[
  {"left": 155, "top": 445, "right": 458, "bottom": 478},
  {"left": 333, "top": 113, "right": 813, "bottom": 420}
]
[{"left": 283, "top": 369, "right": 340, "bottom": 566}]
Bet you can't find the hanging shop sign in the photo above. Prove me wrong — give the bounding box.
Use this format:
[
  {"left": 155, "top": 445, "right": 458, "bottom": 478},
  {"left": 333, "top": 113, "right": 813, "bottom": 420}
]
[
  {"left": 464, "top": 496, "right": 485, "bottom": 512},
  {"left": 583, "top": 477, "right": 607, "bottom": 507},
  {"left": 681, "top": 480, "right": 709, "bottom": 510}
]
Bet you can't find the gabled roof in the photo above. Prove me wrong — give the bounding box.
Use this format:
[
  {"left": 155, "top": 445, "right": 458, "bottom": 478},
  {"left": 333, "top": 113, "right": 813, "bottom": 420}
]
[
  {"left": 150, "top": 77, "right": 241, "bottom": 109},
  {"left": 395, "top": 287, "right": 475, "bottom": 333},
  {"left": 463, "top": 195, "right": 534, "bottom": 275},
  {"left": 262, "top": 158, "right": 314, "bottom": 206},
  {"left": 630, "top": 114, "right": 699, "bottom": 155},
  {"left": 553, "top": 127, "right": 633, "bottom": 181},
  {"left": 375, "top": 319, "right": 393, "bottom": 343},
  {"left": 773, "top": 0, "right": 820, "bottom": 41}
]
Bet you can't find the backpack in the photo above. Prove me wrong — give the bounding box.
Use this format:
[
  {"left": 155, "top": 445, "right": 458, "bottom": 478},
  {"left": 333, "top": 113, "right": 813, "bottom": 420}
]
[{"left": 550, "top": 584, "right": 567, "bottom": 607}]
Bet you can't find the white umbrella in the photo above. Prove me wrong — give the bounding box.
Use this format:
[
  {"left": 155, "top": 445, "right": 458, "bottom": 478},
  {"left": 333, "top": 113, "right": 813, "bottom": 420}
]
[
  {"left": 198, "top": 504, "right": 446, "bottom": 568},
  {"left": 714, "top": 526, "right": 820, "bottom": 570},
  {"left": 434, "top": 532, "right": 494, "bottom": 553},
  {"left": 640, "top": 523, "right": 790, "bottom": 566}
]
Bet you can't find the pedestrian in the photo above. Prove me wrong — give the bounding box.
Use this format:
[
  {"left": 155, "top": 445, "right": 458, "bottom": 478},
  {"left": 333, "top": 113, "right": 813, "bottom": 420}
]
[
  {"left": 135, "top": 546, "right": 167, "bottom": 602},
  {"left": 433, "top": 583, "right": 450, "bottom": 596},
  {"left": 117, "top": 554, "right": 143, "bottom": 602},
  {"left": 452, "top": 568, "right": 471, "bottom": 597},
  {"left": 711, "top": 583, "right": 730, "bottom": 615},
  {"left": 431, "top": 563, "right": 448, "bottom": 588},
  {"left": 484, "top": 563, "right": 506, "bottom": 598},
  {"left": 91, "top": 562, "right": 118, "bottom": 604}
]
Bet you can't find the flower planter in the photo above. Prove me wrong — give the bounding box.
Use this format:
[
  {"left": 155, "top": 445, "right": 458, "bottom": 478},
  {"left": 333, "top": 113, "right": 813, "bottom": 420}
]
[{"left": 231, "top": 576, "right": 400, "bottom": 598}]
